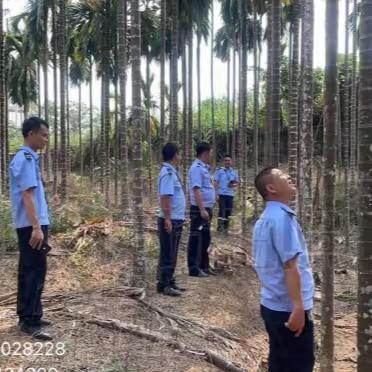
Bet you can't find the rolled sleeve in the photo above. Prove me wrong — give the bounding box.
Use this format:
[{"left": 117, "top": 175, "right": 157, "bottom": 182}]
[
  {"left": 190, "top": 167, "right": 203, "bottom": 189},
  {"left": 270, "top": 213, "right": 302, "bottom": 264},
  {"left": 13, "top": 157, "right": 38, "bottom": 192},
  {"left": 159, "top": 174, "right": 174, "bottom": 196}
]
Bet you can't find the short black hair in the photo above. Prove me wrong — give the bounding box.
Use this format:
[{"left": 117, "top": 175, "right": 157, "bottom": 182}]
[
  {"left": 224, "top": 154, "right": 232, "bottom": 159},
  {"left": 254, "top": 167, "right": 275, "bottom": 200},
  {"left": 196, "top": 142, "right": 211, "bottom": 157},
  {"left": 162, "top": 142, "right": 179, "bottom": 162},
  {"left": 22, "top": 117, "right": 49, "bottom": 138}
]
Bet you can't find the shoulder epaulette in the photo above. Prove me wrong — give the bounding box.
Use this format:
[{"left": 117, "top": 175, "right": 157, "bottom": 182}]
[{"left": 23, "top": 152, "right": 32, "bottom": 160}]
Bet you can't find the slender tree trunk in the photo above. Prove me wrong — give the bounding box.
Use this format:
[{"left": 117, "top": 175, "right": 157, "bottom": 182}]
[
  {"left": 197, "top": 33, "right": 201, "bottom": 140},
  {"left": 103, "top": 72, "right": 110, "bottom": 205},
  {"left": 66, "top": 58, "right": 70, "bottom": 174},
  {"left": 130, "top": 0, "right": 146, "bottom": 287},
  {"left": 182, "top": 41, "right": 187, "bottom": 185},
  {"left": 89, "top": 61, "right": 94, "bottom": 184},
  {"left": 103, "top": 0, "right": 111, "bottom": 205},
  {"left": 170, "top": 0, "right": 179, "bottom": 142},
  {"left": 118, "top": 0, "right": 130, "bottom": 215},
  {"left": 146, "top": 55, "right": 153, "bottom": 204},
  {"left": 343, "top": 0, "right": 350, "bottom": 251},
  {"left": 253, "top": 5, "right": 259, "bottom": 218},
  {"left": 43, "top": 15, "right": 51, "bottom": 181},
  {"left": 114, "top": 77, "right": 119, "bottom": 205},
  {"left": 38, "top": 62, "right": 41, "bottom": 118},
  {"left": 100, "top": 78, "right": 105, "bottom": 193},
  {"left": 350, "top": 0, "right": 357, "bottom": 198},
  {"left": 320, "top": 1, "right": 338, "bottom": 370},
  {"left": 301, "top": 0, "right": 314, "bottom": 248},
  {"left": 357, "top": 2, "right": 372, "bottom": 370},
  {"left": 211, "top": 1, "right": 216, "bottom": 166},
  {"left": 78, "top": 84, "right": 83, "bottom": 178},
  {"left": 59, "top": 0, "right": 67, "bottom": 200},
  {"left": 0, "top": 0, "right": 5, "bottom": 194},
  {"left": 271, "top": 0, "right": 281, "bottom": 166},
  {"left": 187, "top": 30, "right": 193, "bottom": 176},
  {"left": 52, "top": 1, "right": 58, "bottom": 195},
  {"left": 288, "top": 0, "right": 300, "bottom": 211},
  {"left": 239, "top": 0, "right": 248, "bottom": 234},
  {"left": 265, "top": 1, "right": 273, "bottom": 165},
  {"left": 232, "top": 40, "right": 236, "bottom": 162},
  {"left": 160, "top": 0, "right": 166, "bottom": 155},
  {"left": 226, "top": 53, "right": 230, "bottom": 154}
]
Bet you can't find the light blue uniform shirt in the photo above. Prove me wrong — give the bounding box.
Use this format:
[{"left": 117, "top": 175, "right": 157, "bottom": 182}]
[
  {"left": 253, "top": 201, "right": 314, "bottom": 312},
  {"left": 188, "top": 159, "right": 216, "bottom": 208},
  {"left": 158, "top": 163, "right": 186, "bottom": 221},
  {"left": 214, "top": 167, "right": 239, "bottom": 196},
  {"left": 9, "top": 146, "right": 50, "bottom": 229}
]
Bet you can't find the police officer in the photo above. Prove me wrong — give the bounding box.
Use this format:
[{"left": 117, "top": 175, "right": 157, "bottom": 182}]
[
  {"left": 187, "top": 142, "right": 216, "bottom": 277},
  {"left": 157, "top": 143, "right": 186, "bottom": 296},
  {"left": 253, "top": 167, "right": 315, "bottom": 372},
  {"left": 9, "top": 117, "right": 52, "bottom": 340},
  {"left": 214, "top": 154, "right": 239, "bottom": 235}
]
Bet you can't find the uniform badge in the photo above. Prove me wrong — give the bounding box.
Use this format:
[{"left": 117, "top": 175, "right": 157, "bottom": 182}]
[{"left": 24, "top": 152, "right": 32, "bottom": 160}]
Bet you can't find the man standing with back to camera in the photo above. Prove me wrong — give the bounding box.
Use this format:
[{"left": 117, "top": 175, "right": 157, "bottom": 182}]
[
  {"left": 9, "top": 117, "right": 53, "bottom": 340},
  {"left": 253, "top": 167, "right": 315, "bottom": 372}
]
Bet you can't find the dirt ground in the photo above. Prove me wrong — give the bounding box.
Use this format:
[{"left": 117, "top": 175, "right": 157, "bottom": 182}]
[{"left": 0, "top": 218, "right": 357, "bottom": 372}]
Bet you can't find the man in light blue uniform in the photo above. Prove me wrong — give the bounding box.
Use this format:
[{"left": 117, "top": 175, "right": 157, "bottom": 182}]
[
  {"left": 187, "top": 142, "right": 216, "bottom": 277},
  {"left": 9, "top": 117, "right": 52, "bottom": 340},
  {"left": 157, "top": 143, "right": 186, "bottom": 296},
  {"left": 214, "top": 154, "right": 239, "bottom": 234},
  {"left": 252, "top": 167, "right": 315, "bottom": 372}
]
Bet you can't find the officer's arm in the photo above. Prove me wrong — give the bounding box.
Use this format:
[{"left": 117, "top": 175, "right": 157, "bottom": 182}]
[
  {"left": 193, "top": 188, "right": 205, "bottom": 211},
  {"left": 272, "top": 216, "right": 304, "bottom": 311},
  {"left": 284, "top": 256, "right": 304, "bottom": 310},
  {"left": 22, "top": 189, "right": 41, "bottom": 230},
  {"left": 160, "top": 196, "right": 172, "bottom": 219}
]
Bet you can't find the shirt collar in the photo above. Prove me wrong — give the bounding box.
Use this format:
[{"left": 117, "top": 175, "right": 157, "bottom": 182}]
[
  {"left": 163, "top": 162, "right": 177, "bottom": 172},
  {"left": 266, "top": 201, "right": 296, "bottom": 215},
  {"left": 196, "top": 159, "right": 209, "bottom": 169},
  {"left": 20, "top": 145, "right": 39, "bottom": 160}
]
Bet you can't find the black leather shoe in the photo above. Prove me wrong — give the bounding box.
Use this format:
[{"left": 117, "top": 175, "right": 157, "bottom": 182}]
[
  {"left": 20, "top": 324, "right": 53, "bottom": 341},
  {"left": 38, "top": 319, "right": 53, "bottom": 327},
  {"left": 171, "top": 283, "right": 186, "bottom": 292},
  {"left": 206, "top": 268, "right": 218, "bottom": 276},
  {"left": 157, "top": 283, "right": 164, "bottom": 293},
  {"left": 162, "top": 286, "right": 182, "bottom": 297},
  {"left": 189, "top": 270, "right": 209, "bottom": 278}
]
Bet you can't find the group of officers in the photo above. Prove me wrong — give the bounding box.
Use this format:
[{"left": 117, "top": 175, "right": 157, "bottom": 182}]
[
  {"left": 10, "top": 117, "right": 314, "bottom": 372},
  {"left": 157, "top": 142, "right": 239, "bottom": 296}
]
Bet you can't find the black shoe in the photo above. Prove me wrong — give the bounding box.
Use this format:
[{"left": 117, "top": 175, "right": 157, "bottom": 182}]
[
  {"left": 171, "top": 283, "right": 186, "bottom": 292},
  {"left": 206, "top": 268, "right": 218, "bottom": 276},
  {"left": 20, "top": 324, "right": 53, "bottom": 340},
  {"left": 38, "top": 319, "right": 52, "bottom": 327},
  {"left": 162, "top": 286, "right": 182, "bottom": 297},
  {"left": 189, "top": 270, "right": 209, "bottom": 278},
  {"left": 157, "top": 283, "right": 164, "bottom": 293}
]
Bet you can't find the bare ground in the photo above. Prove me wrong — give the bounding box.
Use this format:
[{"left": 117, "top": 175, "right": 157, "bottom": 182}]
[{"left": 0, "top": 218, "right": 357, "bottom": 372}]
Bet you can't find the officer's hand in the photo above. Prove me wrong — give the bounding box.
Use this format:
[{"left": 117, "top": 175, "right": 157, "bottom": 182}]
[
  {"left": 164, "top": 218, "right": 172, "bottom": 234},
  {"left": 285, "top": 305, "right": 305, "bottom": 337},
  {"left": 30, "top": 227, "right": 44, "bottom": 249},
  {"left": 200, "top": 209, "right": 210, "bottom": 222}
]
